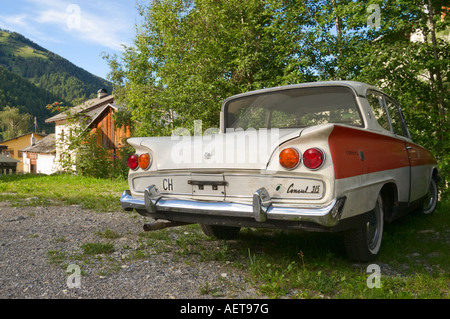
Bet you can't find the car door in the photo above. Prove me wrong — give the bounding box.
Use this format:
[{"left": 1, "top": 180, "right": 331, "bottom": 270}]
[
  {"left": 382, "top": 96, "right": 422, "bottom": 203},
  {"left": 365, "top": 91, "right": 411, "bottom": 206}
]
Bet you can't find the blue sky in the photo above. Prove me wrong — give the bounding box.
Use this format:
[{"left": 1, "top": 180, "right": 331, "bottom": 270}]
[{"left": 0, "top": 0, "right": 143, "bottom": 80}]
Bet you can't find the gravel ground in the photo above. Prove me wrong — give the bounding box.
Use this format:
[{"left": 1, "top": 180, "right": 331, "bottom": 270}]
[{"left": 0, "top": 203, "right": 258, "bottom": 299}]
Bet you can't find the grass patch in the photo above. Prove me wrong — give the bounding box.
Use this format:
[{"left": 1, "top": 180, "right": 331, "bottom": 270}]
[
  {"left": 0, "top": 174, "right": 128, "bottom": 211},
  {"left": 96, "top": 228, "right": 121, "bottom": 239},
  {"left": 47, "top": 250, "right": 67, "bottom": 265},
  {"left": 80, "top": 242, "right": 116, "bottom": 255}
]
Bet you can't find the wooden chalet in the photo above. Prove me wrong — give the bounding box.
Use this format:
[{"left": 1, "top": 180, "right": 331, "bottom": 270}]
[{"left": 45, "top": 89, "right": 131, "bottom": 167}]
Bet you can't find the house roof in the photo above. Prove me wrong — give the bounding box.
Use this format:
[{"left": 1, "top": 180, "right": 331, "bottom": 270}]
[
  {"left": 86, "top": 103, "right": 120, "bottom": 129},
  {"left": 0, "top": 154, "right": 20, "bottom": 163},
  {"left": 21, "top": 134, "right": 55, "bottom": 154},
  {"left": 0, "top": 132, "right": 47, "bottom": 144},
  {"left": 45, "top": 94, "right": 115, "bottom": 124}
]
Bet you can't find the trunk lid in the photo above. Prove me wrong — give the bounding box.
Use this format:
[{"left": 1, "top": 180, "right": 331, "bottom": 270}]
[{"left": 130, "top": 128, "right": 305, "bottom": 171}]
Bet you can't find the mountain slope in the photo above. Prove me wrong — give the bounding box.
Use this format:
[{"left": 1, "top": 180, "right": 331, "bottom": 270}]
[
  {"left": 0, "top": 29, "right": 113, "bottom": 136},
  {"left": 0, "top": 66, "right": 57, "bottom": 133},
  {"left": 0, "top": 30, "right": 112, "bottom": 102}
]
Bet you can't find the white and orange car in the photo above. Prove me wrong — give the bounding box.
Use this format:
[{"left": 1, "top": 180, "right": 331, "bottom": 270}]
[{"left": 120, "top": 81, "right": 439, "bottom": 261}]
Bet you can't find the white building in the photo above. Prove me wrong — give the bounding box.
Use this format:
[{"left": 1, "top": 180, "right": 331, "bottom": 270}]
[{"left": 21, "top": 134, "right": 57, "bottom": 175}]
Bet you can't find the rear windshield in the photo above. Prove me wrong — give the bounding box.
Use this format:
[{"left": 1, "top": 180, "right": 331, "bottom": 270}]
[{"left": 225, "top": 86, "right": 362, "bottom": 130}]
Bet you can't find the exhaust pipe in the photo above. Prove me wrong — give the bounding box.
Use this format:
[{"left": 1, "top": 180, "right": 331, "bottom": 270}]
[{"left": 143, "top": 220, "right": 191, "bottom": 231}]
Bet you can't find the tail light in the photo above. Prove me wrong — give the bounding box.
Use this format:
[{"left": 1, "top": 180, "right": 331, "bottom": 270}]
[
  {"left": 303, "top": 148, "right": 325, "bottom": 170},
  {"left": 138, "top": 153, "right": 152, "bottom": 170},
  {"left": 127, "top": 154, "right": 139, "bottom": 170},
  {"left": 127, "top": 153, "right": 152, "bottom": 170},
  {"left": 279, "top": 148, "right": 301, "bottom": 169}
]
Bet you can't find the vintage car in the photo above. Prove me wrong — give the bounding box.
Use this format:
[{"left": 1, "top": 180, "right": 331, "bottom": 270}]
[{"left": 120, "top": 81, "right": 439, "bottom": 261}]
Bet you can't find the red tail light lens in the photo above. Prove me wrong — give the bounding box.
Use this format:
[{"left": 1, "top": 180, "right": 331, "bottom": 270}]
[
  {"left": 127, "top": 154, "right": 139, "bottom": 170},
  {"left": 279, "top": 148, "right": 300, "bottom": 169},
  {"left": 303, "top": 148, "right": 324, "bottom": 170},
  {"left": 138, "top": 153, "right": 152, "bottom": 170}
]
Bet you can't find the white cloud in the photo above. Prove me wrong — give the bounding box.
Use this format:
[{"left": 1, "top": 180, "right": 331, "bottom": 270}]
[
  {"left": 35, "top": 9, "right": 67, "bottom": 26},
  {"left": 3, "top": 0, "right": 135, "bottom": 51},
  {"left": 0, "top": 12, "right": 61, "bottom": 44},
  {"left": 71, "top": 7, "right": 132, "bottom": 50},
  {"left": 0, "top": 14, "right": 28, "bottom": 29}
]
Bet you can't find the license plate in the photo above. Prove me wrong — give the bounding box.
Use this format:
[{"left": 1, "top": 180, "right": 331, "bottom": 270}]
[{"left": 190, "top": 174, "right": 226, "bottom": 197}]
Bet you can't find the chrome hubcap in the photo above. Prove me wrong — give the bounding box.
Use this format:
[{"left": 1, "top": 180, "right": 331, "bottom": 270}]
[
  {"left": 423, "top": 181, "right": 436, "bottom": 213},
  {"left": 367, "top": 199, "right": 382, "bottom": 251}
]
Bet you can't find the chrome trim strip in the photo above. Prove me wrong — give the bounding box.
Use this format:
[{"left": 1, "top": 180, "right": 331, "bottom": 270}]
[
  {"left": 120, "top": 187, "right": 346, "bottom": 227},
  {"left": 132, "top": 174, "right": 326, "bottom": 200}
]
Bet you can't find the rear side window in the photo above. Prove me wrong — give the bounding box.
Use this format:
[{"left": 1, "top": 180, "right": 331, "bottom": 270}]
[
  {"left": 385, "top": 98, "right": 410, "bottom": 138},
  {"left": 367, "top": 91, "right": 390, "bottom": 131}
]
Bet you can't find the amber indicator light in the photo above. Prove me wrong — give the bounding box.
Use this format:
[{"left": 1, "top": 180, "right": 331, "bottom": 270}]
[
  {"left": 138, "top": 153, "right": 152, "bottom": 170},
  {"left": 279, "top": 148, "right": 300, "bottom": 169}
]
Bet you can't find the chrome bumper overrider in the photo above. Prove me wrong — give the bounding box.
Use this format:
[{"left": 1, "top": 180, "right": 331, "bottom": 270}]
[{"left": 120, "top": 185, "right": 346, "bottom": 228}]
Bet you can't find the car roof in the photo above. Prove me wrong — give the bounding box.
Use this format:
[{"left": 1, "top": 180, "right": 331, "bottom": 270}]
[{"left": 221, "top": 81, "right": 380, "bottom": 111}]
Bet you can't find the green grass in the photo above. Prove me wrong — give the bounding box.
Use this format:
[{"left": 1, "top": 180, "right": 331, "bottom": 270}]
[
  {"left": 0, "top": 174, "right": 128, "bottom": 211},
  {"left": 80, "top": 242, "right": 116, "bottom": 255},
  {"left": 96, "top": 228, "right": 121, "bottom": 239},
  {"left": 2, "top": 174, "right": 448, "bottom": 298},
  {"left": 0, "top": 31, "right": 48, "bottom": 60}
]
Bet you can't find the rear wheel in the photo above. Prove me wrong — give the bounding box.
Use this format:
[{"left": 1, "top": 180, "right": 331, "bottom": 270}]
[
  {"left": 344, "top": 194, "right": 384, "bottom": 262},
  {"left": 200, "top": 224, "right": 241, "bottom": 240},
  {"left": 421, "top": 176, "right": 438, "bottom": 215}
]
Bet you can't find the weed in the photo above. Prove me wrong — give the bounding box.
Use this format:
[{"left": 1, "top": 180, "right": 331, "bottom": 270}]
[
  {"left": 96, "top": 228, "right": 121, "bottom": 239},
  {"left": 200, "top": 241, "right": 231, "bottom": 262},
  {"left": 80, "top": 242, "right": 115, "bottom": 255},
  {"left": 47, "top": 250, "right": 66, "bottom": 265}
]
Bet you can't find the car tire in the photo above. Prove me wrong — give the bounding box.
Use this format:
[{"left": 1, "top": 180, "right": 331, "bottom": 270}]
[
  {"left": 421, "top": 176, "right": 438, "bottom": 215},
  {"left": 200, "top": 224, "right": 241, "bottom": 240},
  {"left": 344, "top": 194, "right": 384, "bottom": 262}
]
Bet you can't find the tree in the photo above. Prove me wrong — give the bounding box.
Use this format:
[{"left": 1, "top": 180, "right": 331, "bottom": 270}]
[
  {"left": 104, "top": 0, "right": 315, "bottom": 136},
  {"left": 0, "top": 106, "right": 32, "bottom": 140}
]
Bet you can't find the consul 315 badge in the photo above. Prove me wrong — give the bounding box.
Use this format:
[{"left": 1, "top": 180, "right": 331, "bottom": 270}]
[{"left": 120, "top": 81, "right": 439, "bottom": 261}]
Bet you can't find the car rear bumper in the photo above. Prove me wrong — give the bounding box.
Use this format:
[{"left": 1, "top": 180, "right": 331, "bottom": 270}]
[{"left": 120, "top": 185, "right": 346, "bottom": 229}]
